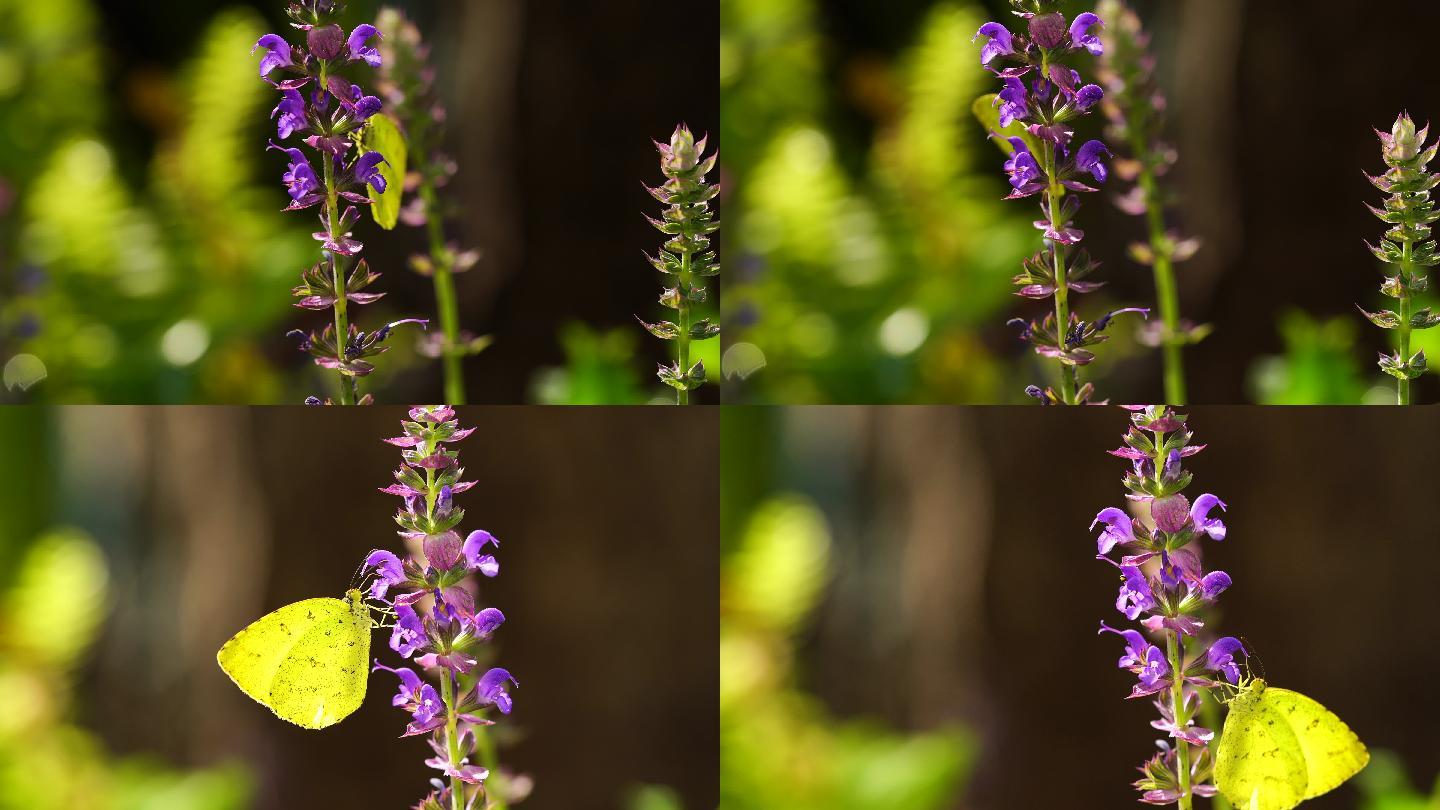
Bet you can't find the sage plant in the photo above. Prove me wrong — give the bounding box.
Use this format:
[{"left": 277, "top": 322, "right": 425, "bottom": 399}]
[
  {"left": 1092, "top": 406, "right": 1245, "bottom": 807},
  {"left": 640, "top": 125, "right": 719, "bottom": 404},
  {"left": 364, "top": 406, "right": 520, "bottom": 810},
  {"left": 254, "top": 0, "right": 424, "bottom": 404},
  {"left": 375, "top": 8, "right": 485, "bottom": 405},
  {"left": 1362, "top": 112, "right": 1440, "bottom": 404},
  {"left": 975, "top": 1, "right": 1147, "bottom": 405},
  {"left": 1095, "top": 0, "right": 1203, "bottom": 405}
]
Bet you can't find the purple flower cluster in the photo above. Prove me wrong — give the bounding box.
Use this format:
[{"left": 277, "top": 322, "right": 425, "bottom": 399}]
[
  {"left": 362, "top": 407, "right": 517, "bottom": 809},
  {"left": 253, "top": 0, "right": 423, "bottom": 404},
  {"left": 1091, "top": 406, "right": 1246, "bottom": 805},
  {"left": 975, "top": 2, "right": 1147, "bottom": 404}
]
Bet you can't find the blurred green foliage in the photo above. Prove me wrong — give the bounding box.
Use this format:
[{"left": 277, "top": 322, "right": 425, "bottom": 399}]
[
  {"left": 624, "top": 784, "right": 683, "bottom": 810},
  {"left": 1248, "top": 310, "right": 1381, "bottom": 405},
  {"left": 530, "top": 321, "right": 721, "bottom": 404},
  {"left": 720, "top": 495, "right": 973, "bottom": 809},
  {"left": 2, "top": 3, "right": 318, "bottom": 403},
  {"left": 0, "top": 530, "right": 253, "bottom": 810},
  {"left": 721, "top": 0, "right": 1054, "bottom": 402},
  {"left": 1357, "top": 750, "right": 1440, "bottom": 810}
]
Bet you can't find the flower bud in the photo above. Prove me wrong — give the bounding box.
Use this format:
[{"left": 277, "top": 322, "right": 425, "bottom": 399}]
[
  {"left": 1150, "top": 493, "right": 1190, "bottom": 534},
  {"left": 1028, "top": 13, "right": 1068, "bottom": 49},
  {"left": 308, "top": 23, "right": 346, "bottom": 60}
]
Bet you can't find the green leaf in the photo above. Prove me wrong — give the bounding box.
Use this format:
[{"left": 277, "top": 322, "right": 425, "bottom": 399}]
[
  {"left": 971, "top": 93, "right": 1040, "bottom": 157},
  {"left": 362, "top": 113, "right": 408, "bottom": 230}
]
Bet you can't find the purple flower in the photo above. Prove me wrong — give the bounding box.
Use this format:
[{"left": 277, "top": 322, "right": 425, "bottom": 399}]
[
  {"left": 1075, "top": 139, "right": 1111, "bottom": 184},
  {"left": 1003, "top": 139, "right": 1044, "bottom": 197},
  {"left": 1091, "top": 507, "right": 1135, "bottom": 554},
  {"left": 1190, "top": 494, "right": 1227, "bottom": 540},
  {"left": 462, "top": 530, "right": 500, "bottom": 577},
  {"left": 1098, "top": 621, "right": 1150, "bottom": 669},
  {"left": 339, "top": 83, "right": 383, "bottom": 121},
  {"left": 473, "top": 607, "right": 506, "bottom": 638},
  {"left": 390, "top": 602, "right": 425, "bottom": 658},
  {"left": 365, "top": 548, "right": 406, "bottom": 600},
  {"left": 252, "top": 34, "right": 292, "bottom": 78},
  {"left": 996, "top": 78, "right": 1028, "bottom": 127},
  {"left": 348, "top": 24, "right": 383, "bottom": 67},
  {"left": 1074, "top": 83, "right": 1104, "bottom": 111},
  {"left": 477, "top": 668, "right": 518, "bottom": 714},
  {"left": 1069, "top": 12, "right": 1104, "bottom": 56},
  {"left": 1198, "top": 570, "right": 1231, "bottom": 600},
  {"left": 374, "top": 662, "right": 444, "bottom": 727},
  {"left": 1028, "top": 13, "right": 1068, "bottom": 50},
  {"left": 973, "top": 22, "right": 1014, "bottom": 66},
  {"left": 354, "top": 151, "right": 388, "bottom": 193},
  {"left": 1205, "top": 637, "right": 1246, "bottom": 684},
  {"left": 272, "top": 89, "right": 307, "bottom": 139},
  {"left": 1137, "top": 644, "right": 1169, "bottom": 691},
  {"left": 1116, "top": 565, "right": 1155, "bottom": 620},
  {"left": 267, "top": 142, "right": 322, "bottom": 205}
]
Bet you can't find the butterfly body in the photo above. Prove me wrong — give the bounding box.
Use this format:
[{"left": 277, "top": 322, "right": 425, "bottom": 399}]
[
  {"left": 216, "top": 588, "right": 372, "bottom": 729},
  {"left": 1213, "top": 678, "right": 1368, "bottom": 810}
]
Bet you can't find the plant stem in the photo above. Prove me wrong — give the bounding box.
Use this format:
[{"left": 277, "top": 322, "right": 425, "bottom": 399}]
[
  {"left": 1137, "top": 163, "right": 1187, "bottom": 405},
  {"left": 676, "top": 227, "right": 693, "bottom": 406},
  {"left": 1041, "top": 140, "right": 1078, "bottom": 404},
  {"left": 440, "top": 671, "right": 465, "bottom": 810},
  {"left": 1166, "top": 630, "right": 1193, "bottom": 810},
  {"left": 322, "top": 152, "right": 356, "bottom": 406},
  {"left": 420, "top": 182, "right": 467, "bottom": 404},
  {"left": 1399, "top": 237, "right": 1414, "bottom": 405}
]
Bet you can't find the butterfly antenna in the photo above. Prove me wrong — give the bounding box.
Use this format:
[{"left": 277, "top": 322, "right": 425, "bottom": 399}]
[
  {"left": 1240, "top": 636, "right": 1266, "bottom": 681},
  {"left": 347, "top": 558, "right": 368, "bottom": 592}
]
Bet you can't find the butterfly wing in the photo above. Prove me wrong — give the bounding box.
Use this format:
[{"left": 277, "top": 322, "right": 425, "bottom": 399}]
[
  {"left": 267, "top": 595, "right": 372, "bottom": 729},
  {"left": 218, "top": 597, "right": 347, "bottom": 712},
  {"left": 1214, "top": 686, "right": 1309, "bottom": 810},
  {"left": 1265, "top": 687, "right": 1369, "bottom": 800}
]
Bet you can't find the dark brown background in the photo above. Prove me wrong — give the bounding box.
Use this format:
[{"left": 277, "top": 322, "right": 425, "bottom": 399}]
[
  {"left": 39, "top": 406, "right": 718, "bottom": 808},
  {"left": 725, "top": 405, "right": 1440, "bottom": 807}
]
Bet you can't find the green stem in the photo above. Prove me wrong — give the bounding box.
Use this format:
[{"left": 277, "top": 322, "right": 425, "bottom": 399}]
[
  {"left": 322, "top": 152, "right": 356, "bottom": 406},
  {"left": 1137, "top": 165, "right": 1187, "bottom": 405},
  {"left": 1041, "top": 140, "right": 1078, "bottom": 404},
  {"left": 1399, "top": 238, "right": 1414, "bottom": 405},
  {"left": 440, "top": 672, "right": 465, "bottom": 810},
  {"left": 1166, "top": 631, "right": 1193, "bottom": 810},
  {"left": 676, "top": 232, "right": 693, "bottom": 406},
  {"left": 420, "top": 182, "right": 467, "bottom": 405}
]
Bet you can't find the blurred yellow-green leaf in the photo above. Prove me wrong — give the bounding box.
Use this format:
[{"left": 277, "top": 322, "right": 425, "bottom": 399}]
[{"left": 363, "top": 113, "right": 409, "bottom": 230}]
